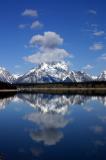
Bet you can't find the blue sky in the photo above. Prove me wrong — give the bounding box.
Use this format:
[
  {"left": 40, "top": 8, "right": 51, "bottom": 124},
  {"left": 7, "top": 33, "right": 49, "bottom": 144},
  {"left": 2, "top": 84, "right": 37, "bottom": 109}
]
[{"left": 0, "top": 0, "right": 106, "bottom": 75}]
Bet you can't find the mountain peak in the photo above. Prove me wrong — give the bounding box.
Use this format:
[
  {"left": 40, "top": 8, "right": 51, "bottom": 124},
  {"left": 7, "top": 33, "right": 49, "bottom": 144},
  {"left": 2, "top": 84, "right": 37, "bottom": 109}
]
[
  {"left": 0, "top": 67, "right": 14, "bottom": 83},
  {"left": 98, "top": 70, "right": 106, "bottom": 81},
  {"left": 102, "top": 70, "right": 106, "bottom": 74},
  {"left": 0, "top": 62, "right": 106, "bottom": 84},
  {"left": 0, "top": 67, "right": 6, "bottom": 72},
  {"left": 38, "top": 61, "right": 68, "bottom": 71}
]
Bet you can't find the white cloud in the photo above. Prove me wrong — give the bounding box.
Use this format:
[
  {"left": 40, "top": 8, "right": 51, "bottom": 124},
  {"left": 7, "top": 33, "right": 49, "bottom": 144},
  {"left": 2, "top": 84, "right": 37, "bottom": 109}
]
[
  {"left": 89, "top": 43, "right": 104, "bottom": 51},
  {"left": 25, "top": 112, "right": 69, "bottom": 129},
  {"left": 99, "top": 53, "right": 106, "bottom": 60},
  {"left": 18, "top": 21, "right": 43, "bottom": 30},
  {"left": 24, "top": 48, "right": 69, "bottom": 64},
  {"left": 30, "top": 129, "right": 63, "bottom": 146},
  {"left": 83, "top": 64, "right": 94, "bottom": 70},
  {"left": 83, "top": 23, "right": 105, "bottom": 37},
  {"left": 20, "top": 9, "right": 43, "bottom": 30},
  {"left": 22, "top": 9, "right": 38, "bottom": 17},
  {"left": 30, "top": 21, "right": 43, "bottom": 29},
  {"left": 24, "top": 32, "right": 70, "bottom": 64},
  {"left": 29, "top": 31, "right": 63, "bottom": 48},
  {"left": 93, "top": 31, "right": 105, "bottom": 36},
  {"left": 83, "top": 23, "right": 105, "bottom": 38},
  {"left": 88, "top": 9, "right": 97, "bottom": 15}
]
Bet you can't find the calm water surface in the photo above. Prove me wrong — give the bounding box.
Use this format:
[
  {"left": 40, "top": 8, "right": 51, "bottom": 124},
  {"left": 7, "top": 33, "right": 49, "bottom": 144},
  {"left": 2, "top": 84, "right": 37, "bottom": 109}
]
[{"left": 0, "top": 93, "right": 106, "bottom": 160}]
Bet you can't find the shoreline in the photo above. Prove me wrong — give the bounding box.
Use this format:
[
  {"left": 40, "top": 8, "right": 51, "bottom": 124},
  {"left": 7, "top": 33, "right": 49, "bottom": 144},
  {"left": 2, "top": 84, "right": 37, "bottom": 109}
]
[
  {"left": 0, "top": 88, "right": 106, "bottom": 91},
  {"left": 0, "top": 88, "right": 106, "bottom": 95}
]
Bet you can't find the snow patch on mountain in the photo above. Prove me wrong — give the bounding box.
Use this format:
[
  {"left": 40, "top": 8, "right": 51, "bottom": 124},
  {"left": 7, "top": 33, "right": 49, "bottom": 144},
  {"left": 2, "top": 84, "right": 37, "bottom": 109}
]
[
  {"left": 0, "top": 67, "right": 14, "bottom": 83},
  {"left": 98, "top": 71, "right": 106, "bottom": 81},
  {"left": 15, "top": 62, "right": 93, "bottom": 83},
  {"left": 0, "top": 62, "right": 105, "bottom": 83},
  {"left": 15, "top": 61, "right": 72, "bottom": 83}
]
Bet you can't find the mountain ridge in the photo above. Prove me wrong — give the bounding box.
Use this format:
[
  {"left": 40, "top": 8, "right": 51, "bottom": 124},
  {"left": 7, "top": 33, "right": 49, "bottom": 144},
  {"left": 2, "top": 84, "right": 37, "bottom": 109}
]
[{"left": 0, "top": 62, "right": 106, "bottom": 83}]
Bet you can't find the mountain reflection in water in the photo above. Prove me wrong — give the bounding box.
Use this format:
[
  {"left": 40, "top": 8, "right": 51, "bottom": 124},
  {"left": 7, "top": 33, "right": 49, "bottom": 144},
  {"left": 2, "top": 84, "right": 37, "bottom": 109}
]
[{"left": 0, "top": 93, "right": 106, "bottom": 159}]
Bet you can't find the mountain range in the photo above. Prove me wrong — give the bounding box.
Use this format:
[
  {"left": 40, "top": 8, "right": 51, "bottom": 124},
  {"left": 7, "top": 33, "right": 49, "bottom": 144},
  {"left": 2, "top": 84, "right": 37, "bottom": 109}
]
[{"left": 0, "top": 62, "right": 106, "bottom": 83}]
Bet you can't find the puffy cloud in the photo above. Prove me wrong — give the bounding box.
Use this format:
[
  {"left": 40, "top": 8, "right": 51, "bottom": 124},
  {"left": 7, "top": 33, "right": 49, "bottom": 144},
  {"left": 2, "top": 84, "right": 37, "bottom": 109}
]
[
  {"left": 24, "top": 112, "right": 69, "bottom": 129},
  {"left": 24, "top": 100, "right": 70, "bottom": 145},
  {"left": 18, "top": 21, "right": 43, "bottom": 30},
  {"left": 83, "top": 64, "right": 94, "bottom": 70},
  {"left": 89, "top": 43, "right": 104, "bottom": 51},
  {"left": 24, "top": 32, "right": 70, "bottom": 64},
  {"left": 88, "top": 9, "right": 97, "bottom": 15},
  {"left": 19, "top": 21, "right": 43, "bottom": 30},
  {"left": 30, "top": 128, "right": 63, "bottom": 146},
  {"left": 24, "top": 48, "right": 69, "bottom": 64},
  {"left": 29, "top": 31, "right": 63, "bottom": 48},
  {"left": 30, "top": 21, "right": 43, "bottom": 29},
  {"left": 22, "top": 9, "right": 38, "bottom": 17},
  {"left": 20, "top": 9, "right": 43, "bottom": 30}
]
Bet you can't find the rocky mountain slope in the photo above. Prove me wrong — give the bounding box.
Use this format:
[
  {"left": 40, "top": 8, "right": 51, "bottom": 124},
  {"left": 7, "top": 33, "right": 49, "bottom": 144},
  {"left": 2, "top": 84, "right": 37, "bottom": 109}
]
[{"left": 0, "top": 62, "right": 106, "bottom": 83}]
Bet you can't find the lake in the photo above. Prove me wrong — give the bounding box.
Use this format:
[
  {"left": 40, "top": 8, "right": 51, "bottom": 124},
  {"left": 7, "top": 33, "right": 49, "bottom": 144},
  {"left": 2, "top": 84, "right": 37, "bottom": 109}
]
[{"left": 0, "top": 93, "right": 106, "bottom": 160}]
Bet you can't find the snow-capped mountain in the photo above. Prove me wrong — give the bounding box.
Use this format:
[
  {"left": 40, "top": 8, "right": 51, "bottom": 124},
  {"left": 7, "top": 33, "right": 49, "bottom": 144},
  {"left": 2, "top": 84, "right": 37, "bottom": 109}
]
[
  {"left": 73, "top": 71, "right": 93, "bottom": 82},
  {"left": 15, "top": 62, "right": 93, "bottom": 83},
  {"left": 91, "top": 76, "right": 98, "bottom": 81},
  {"left": 15, "top": 62, "right": 71, "bottom": 83},
  {"left": 0, "top": 62, "right": 106, "bottom": 83},
  {"left": 17, "top": 94, "right": 106, "bottom": 112},
  {"left": 0, "top": 67, "right": 14, "bottom": 83},
  {"left": 98, "top": 71, "right": 106, "bottom": 81},
  {"left": 12, "top": 74, "right": 22, "bottom": 79}
]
